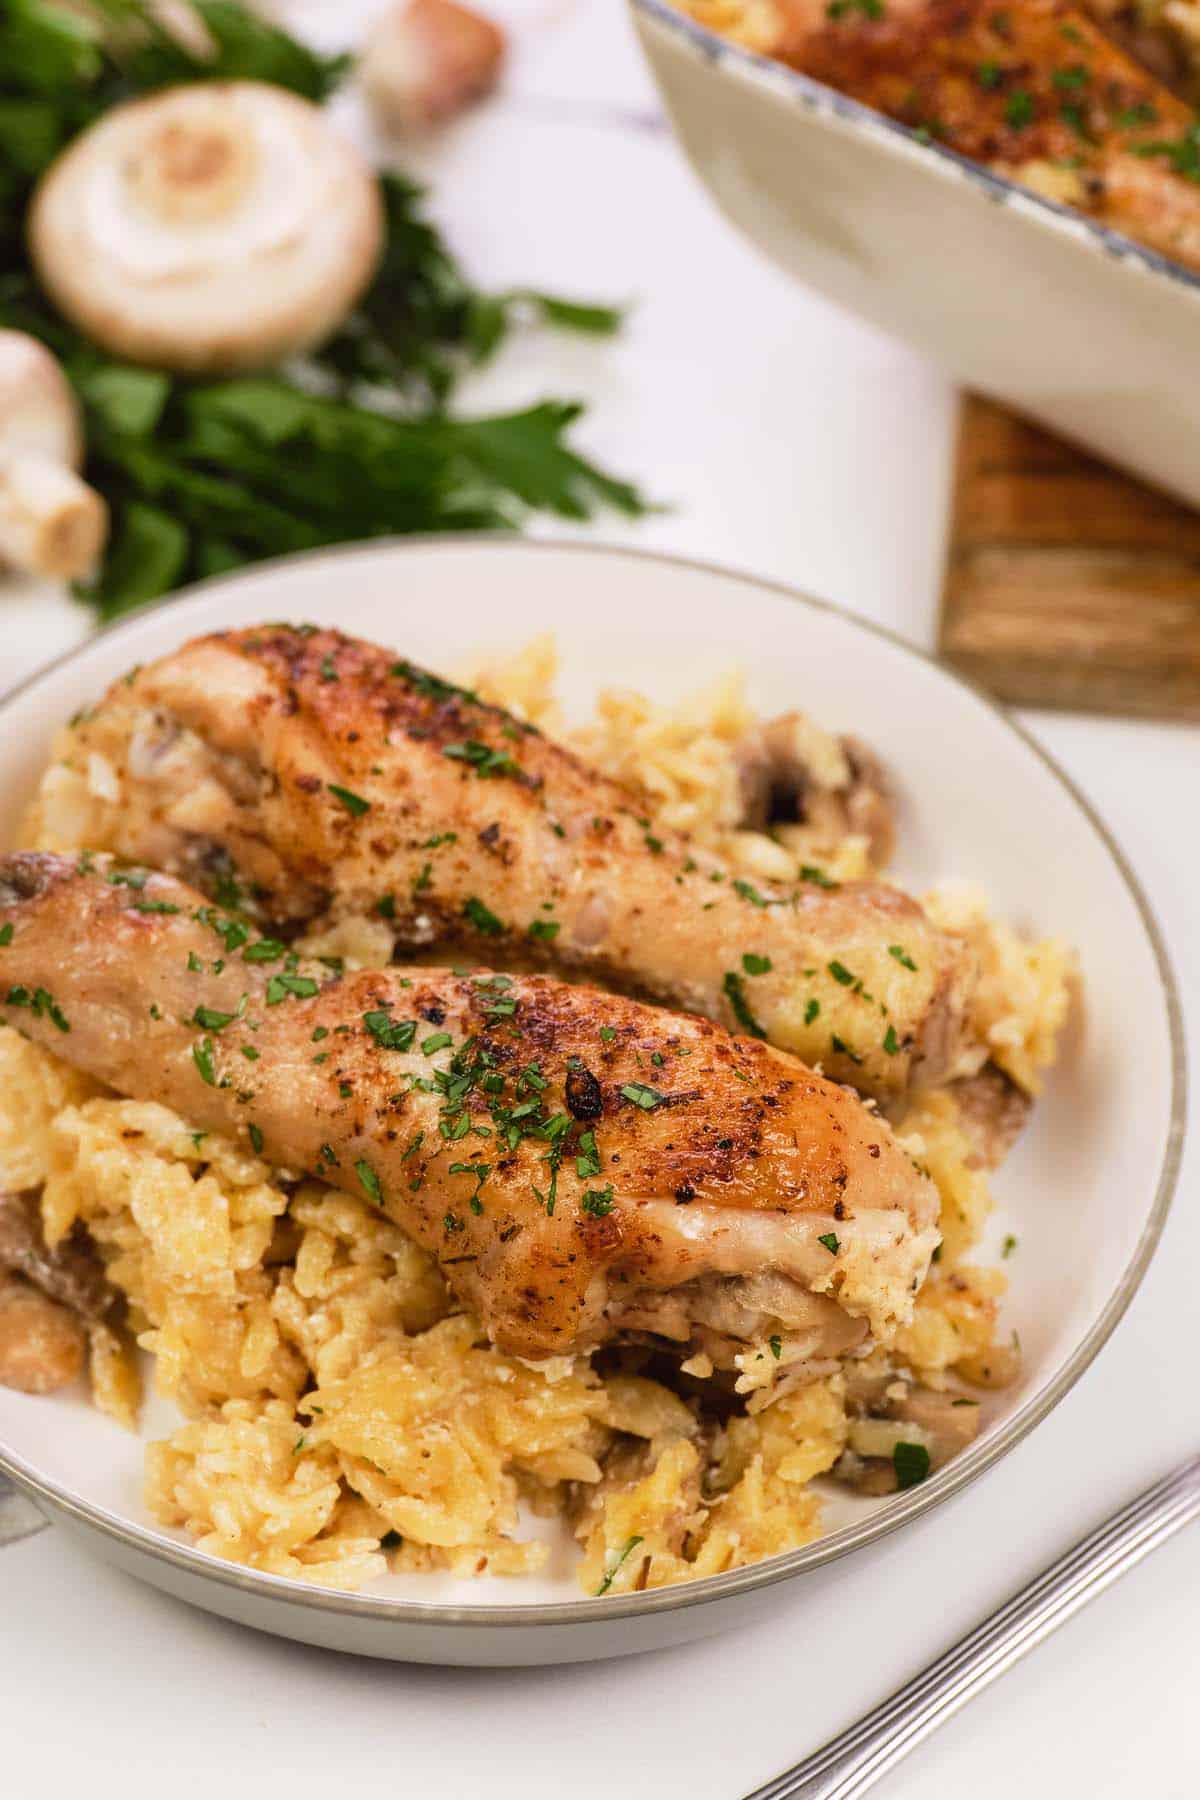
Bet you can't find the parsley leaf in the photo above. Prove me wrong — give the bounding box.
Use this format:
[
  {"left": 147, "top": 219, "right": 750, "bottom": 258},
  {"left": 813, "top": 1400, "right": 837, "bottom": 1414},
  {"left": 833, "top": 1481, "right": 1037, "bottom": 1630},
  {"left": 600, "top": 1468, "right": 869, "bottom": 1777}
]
[{"left": 893, "top": 1442, "right": 932, "bottom": 1489}]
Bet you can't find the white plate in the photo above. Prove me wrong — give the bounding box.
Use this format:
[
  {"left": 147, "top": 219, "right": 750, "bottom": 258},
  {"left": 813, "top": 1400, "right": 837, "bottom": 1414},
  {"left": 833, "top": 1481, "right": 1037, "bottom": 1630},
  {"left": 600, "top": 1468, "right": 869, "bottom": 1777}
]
[
  {"left": 631, "top": 0, "right": 1200, "bottom": 509},
  {"left": 0, "top": 539, "right": 1183, "bottom": 1665}
]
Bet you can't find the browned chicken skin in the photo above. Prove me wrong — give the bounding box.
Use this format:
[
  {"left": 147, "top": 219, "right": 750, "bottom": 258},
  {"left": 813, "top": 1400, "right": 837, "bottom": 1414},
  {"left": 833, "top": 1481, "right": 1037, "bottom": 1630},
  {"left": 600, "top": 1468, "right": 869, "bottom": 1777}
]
[
  {"left": 704, "top": 0, "right": 1200, "bottom": 271},
  {"left": 57, "top": 624, "right": 975, "bottom": 1101},
  {"left": 0, "top": 852, "right": 939, "bottom": 1364}
]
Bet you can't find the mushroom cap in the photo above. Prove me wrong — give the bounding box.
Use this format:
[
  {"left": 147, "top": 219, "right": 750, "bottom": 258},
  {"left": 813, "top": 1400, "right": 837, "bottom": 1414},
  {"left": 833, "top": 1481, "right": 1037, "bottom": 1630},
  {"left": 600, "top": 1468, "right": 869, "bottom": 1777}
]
[{"left": 29, "top": 81, "right": 385, "bottom": 375}]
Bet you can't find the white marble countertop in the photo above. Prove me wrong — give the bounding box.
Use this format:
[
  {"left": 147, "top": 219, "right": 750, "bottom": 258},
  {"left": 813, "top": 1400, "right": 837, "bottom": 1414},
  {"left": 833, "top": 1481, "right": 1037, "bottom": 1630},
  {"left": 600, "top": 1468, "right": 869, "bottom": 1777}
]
[{"left": 2, "top": 4, "right": 1198, "bottom": 1796}]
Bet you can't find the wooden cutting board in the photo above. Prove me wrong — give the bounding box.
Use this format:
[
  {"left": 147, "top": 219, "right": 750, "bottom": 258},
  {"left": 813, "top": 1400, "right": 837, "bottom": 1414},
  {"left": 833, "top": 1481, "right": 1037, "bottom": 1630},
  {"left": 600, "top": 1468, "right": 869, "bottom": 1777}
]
[{"left": 937, "top": 396, "right": 1200, "bottom": 721}]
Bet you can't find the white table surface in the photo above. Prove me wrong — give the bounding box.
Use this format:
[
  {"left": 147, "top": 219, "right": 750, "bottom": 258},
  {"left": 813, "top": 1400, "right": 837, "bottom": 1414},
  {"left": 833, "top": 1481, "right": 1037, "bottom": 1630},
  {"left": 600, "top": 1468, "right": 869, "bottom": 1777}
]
[{"left": 2, "top": 4, "right": 1197, "bottom": 1795}]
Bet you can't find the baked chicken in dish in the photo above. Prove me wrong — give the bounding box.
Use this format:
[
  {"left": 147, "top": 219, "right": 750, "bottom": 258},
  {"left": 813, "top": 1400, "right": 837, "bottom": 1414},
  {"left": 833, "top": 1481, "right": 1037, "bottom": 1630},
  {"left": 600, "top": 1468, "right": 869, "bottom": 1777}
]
[
  {"left": 0, "top": 850, "right": 939, "bottom": 1368},
  {"left": 49, "top": 624, "right": 976, "bottom": 1101},
  {"left": 683, "top": 0, "right": 1200, "bottom": 272}
]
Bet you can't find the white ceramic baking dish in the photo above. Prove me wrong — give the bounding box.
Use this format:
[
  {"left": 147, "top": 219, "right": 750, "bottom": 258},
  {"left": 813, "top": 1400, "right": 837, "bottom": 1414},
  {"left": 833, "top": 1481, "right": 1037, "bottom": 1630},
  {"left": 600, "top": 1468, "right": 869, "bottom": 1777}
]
[{"left": 632, "top": 0, "right": 1200, "bottom": 506}]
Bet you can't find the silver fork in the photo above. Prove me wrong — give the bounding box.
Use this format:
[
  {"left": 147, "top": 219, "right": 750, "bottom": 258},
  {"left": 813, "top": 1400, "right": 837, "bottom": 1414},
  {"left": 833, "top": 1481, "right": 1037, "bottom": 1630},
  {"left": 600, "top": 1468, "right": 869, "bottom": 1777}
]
[{"left": 747, "top": 1453, "right": 1200, "bottom": 1800}]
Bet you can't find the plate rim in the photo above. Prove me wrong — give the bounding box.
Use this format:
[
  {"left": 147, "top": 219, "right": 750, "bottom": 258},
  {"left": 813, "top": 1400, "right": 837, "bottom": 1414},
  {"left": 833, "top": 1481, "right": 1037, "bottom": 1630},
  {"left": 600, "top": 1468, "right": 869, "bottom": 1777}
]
[{"left": 0, "top": 534, "right": 1186, "bottom": 1632}]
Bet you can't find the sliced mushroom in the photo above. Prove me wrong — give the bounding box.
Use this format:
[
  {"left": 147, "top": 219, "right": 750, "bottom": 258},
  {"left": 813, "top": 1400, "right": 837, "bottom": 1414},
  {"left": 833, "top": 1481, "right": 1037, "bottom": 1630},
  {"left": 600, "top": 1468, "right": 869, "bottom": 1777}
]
[
  {"left": 0, "top": 1189, "right": 116, "bottom": 1321},
  {"left": 29, "top": 81, "right": 384, "bottom": 374},
  {"left": 0, "top": 331, "right": 108, "bottom": 581},
  {"left": 360, "top": 0, "right": 507, "bottom": 136},
  {"left": 949, "top": 1063, "right": 1032, "bottom": 1171},
  {"left": 0, "top": 1276, "right": 87, "bottom": 1394},
  {"left": 736, "top": 712, "right": 895, "bottom": 866},
  {"left": 835, "top": 1375, "right": 985, "bottom": 1494}
]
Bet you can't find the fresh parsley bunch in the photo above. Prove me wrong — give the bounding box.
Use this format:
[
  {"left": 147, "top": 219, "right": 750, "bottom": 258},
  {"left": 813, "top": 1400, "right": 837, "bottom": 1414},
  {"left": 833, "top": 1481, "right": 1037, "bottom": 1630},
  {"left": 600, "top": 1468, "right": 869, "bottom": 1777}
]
[{"left": 0, "top": 0, "right": 646, "bottom": 618}]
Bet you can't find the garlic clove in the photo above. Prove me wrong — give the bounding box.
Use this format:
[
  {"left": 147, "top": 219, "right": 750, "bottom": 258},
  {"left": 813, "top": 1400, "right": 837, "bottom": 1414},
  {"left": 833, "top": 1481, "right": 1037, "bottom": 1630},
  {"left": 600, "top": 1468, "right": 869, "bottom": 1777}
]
[{"left": 360, "top": 0, "right": 506, "bottom": 136}]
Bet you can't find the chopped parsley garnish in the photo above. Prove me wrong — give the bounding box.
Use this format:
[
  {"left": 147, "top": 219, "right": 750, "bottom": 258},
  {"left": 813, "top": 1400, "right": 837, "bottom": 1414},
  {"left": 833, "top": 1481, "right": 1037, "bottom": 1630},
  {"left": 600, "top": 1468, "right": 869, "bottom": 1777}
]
[
  {"left": 241, "top": 1045, "right": 259, "bottom": 1061},
  {"left": 817, "top": 1231, "right": 840, "bottom": 1255},
  {"left": 595, "top": 1534, "right": 644, "bottom": 1596},
  {"left": 599, "top": 1026, "right": 616, "bottom": 1043},
  {"left": 723, "top": 971, "right": 766, "bottom": 1039},
  {"left": 192, "top": 1004, "right": 238, "bottom": 1031},
  {"left": 422, "top": 1031, "right": 453, "bottom": 1055},
  {"left": 7, "top": 986, "right": 71, "bottom": 1032},
  {"left": 1002, "top": 1233, "right": 1018, "bottom": 1258},
  {"left": 312, "top": 1026, "right": 329, "bottom": 1042},
  {"left": 376, "top": 893, "right": 397, "bottom": 920},
  {"left": 888, "top": 944, "right": 918, "bottom": 971},
  {"left": 827, "top": 0, "right": 883, "bottom": 17},
  {"left": 355, "top": 1159, "right": 383, "bottom": 1205},
  {"left": 442, "top": 739, "right": 517, "bottom": 779},
  {"left": 799, "top": 865, "right": 838, "bottom": 889},
  {"left": 830, "top": 1034, "right": 863, "bottom": 1065},
  {"left": 463, "top": 896, "right": 505, "bottom": 937},
  {"left": 1004, "top": 89, "right": 1034, "bottom": 128},
  {"left": 248, "top": 1123, "right": 264, "bottom": 1154},
  {"left": 1052, "top": 63, "right": 1088, "bottom": 88},
  {"left": 977, "top": 59, "right": 1003, "bottom": 88},
  {"left": 107, "top": 869, "right": 147, "bottom": 889},
  {"left": 1060, "top": 101, "right": 1090, "bottom": 139},
  {"left": 883, "top": 1024, "right": 900, "bottom": 1056},
  {"left": 529, "top": 918, "right": 560, "bottom": 942},
  {"left": 804, "top": 998, "right": 821, "bottom": 1025},
  {"left": 575, "top": 1130, "right": 602, "bottom": 1178},
  {"left": 581, "top": 1185, "right": 615, "bottom": 1217},
  {"left": 193, "top": 1037, "right": 217, "bottom": 1085},
  {"left": 448, "top": 1161, "right": 490, "bottom": 1207},
  {"left": 327, "top": 783, "right": 370, "bottom": 817},
  {"left": 742, "top": 952, "right": 772, "bottom": 975},
  {"left": 620, "top": 1081, "right": 666, "bottom": 1110},
  {"left": 133, "top": 899, "right": 180, "bottom": 914},
  {"left": 265, "top": 972, "right": 320, "bottom": 1004},
  {"left": 243, "top": 938, "right": 287, "bottom": 964},
  {"left": 412, "top": 862, "right": 432, "bottom": 895},
  {"left": 364, "top": 1010, "right": 417, "bottom": 1052},
  {"left": 893, "top": 1442, "right": 931, "bottom": 1489},
  {"left": 644, "top": 833, "right": 663, "bottom": 854},
  {"left": 1133, "top": 123, "right": 1200, "bottom": 183},
  {"left": 443, "top": 1211, "right": 465, "bottom": 1233},
  {"left": 732, "top": 878, "right": 769, "bottom": 908},
  {"left": 391, "top": 662, "right": 480, "bottom": 707},
  {"left": 0, "top": 924, "right": 11, "bottom": 947},
  {"left": 827, "top": 959, "right": 855, "bottom": 987},
  {"left": 196, "top": 909, "right": 249, "bottom": 953}
]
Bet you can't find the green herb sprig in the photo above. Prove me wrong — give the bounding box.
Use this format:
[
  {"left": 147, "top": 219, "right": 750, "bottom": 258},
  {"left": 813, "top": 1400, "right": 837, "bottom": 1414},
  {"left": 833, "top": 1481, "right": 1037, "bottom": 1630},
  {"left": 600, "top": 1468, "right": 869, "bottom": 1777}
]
[{"left": 0, "top": 0, "right": 648, "bottom": 620}]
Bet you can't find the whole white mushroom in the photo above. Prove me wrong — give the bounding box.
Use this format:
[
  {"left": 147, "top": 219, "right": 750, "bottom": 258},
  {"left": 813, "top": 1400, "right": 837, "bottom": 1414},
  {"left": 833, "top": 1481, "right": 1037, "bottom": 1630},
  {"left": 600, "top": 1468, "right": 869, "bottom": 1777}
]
[
  {"left": 0, "top": 331, "right": 108, "bottom": 582},
  {"left": 29, "top": 80, "right": 385, "bottom": 375}
]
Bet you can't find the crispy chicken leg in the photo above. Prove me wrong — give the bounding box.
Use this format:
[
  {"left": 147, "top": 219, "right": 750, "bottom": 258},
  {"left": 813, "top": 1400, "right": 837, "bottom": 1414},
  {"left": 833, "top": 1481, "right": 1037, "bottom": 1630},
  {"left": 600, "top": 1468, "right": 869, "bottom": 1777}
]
[
  {"left": 0, "top": 852, "right": 939, "bottom": 1365},
  {"left": 50, "top": 625, "right": 975, "bottom": 1101}
]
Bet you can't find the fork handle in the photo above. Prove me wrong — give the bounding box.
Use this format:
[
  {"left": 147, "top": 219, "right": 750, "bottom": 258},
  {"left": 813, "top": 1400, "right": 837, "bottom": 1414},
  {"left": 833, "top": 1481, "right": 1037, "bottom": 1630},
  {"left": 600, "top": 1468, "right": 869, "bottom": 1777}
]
[{"left": 747, "top": 1455, "right": 1200, "bottom": 1800}]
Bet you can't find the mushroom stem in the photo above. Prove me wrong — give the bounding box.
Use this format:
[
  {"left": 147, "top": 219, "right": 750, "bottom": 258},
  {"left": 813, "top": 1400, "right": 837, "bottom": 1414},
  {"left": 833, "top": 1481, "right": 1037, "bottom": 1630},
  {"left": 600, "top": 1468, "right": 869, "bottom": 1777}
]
[{"left": 0, "top": 449, "right": 109, "bottom": 581}]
